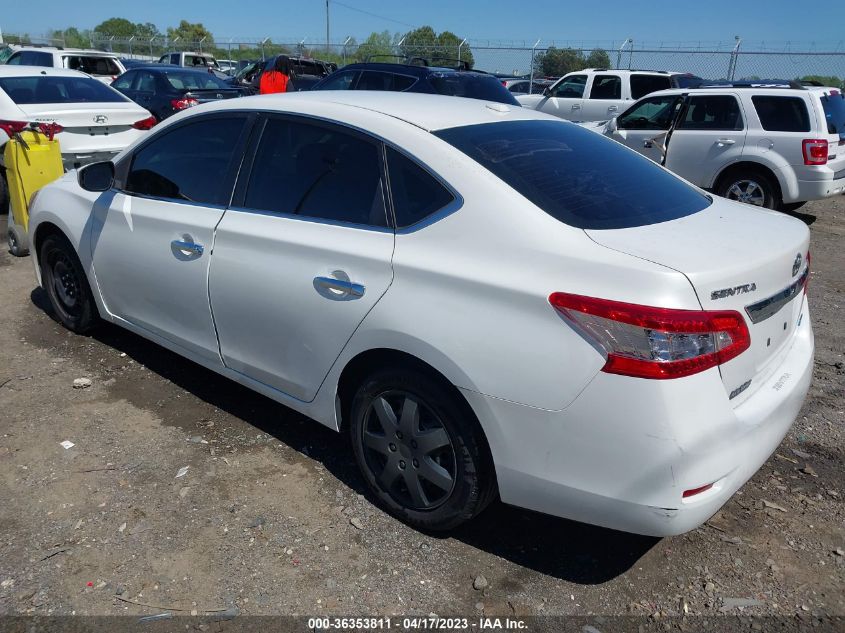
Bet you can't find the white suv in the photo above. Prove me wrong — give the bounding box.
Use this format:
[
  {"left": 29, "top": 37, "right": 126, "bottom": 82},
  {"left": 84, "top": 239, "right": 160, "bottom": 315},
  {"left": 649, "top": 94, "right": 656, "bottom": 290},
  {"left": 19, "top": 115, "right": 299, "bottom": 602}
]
[
  {"left": 588, "top": 82, "right": 845, "bottom": 210},
  {"left": 516, "top": 68, "right": 700, "bottom": 121},
  {"left": 5, "top": 47, "right": 126, "bottom": 84}
]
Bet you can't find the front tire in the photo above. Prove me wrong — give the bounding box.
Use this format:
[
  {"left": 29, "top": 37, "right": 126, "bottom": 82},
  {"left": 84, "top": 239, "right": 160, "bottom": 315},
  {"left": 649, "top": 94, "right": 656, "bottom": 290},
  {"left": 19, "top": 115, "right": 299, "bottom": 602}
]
[
  {"left": 7, "top": 224, "right": 28, "bottom": 257},
  {"left": 40, "top": 233, "right": 98, "bottom": 333},
  {"left": 716, "top": 171, "right": 780, "bottom": 210},
  {"left": 349, "top": 368, "right": 495, "bottom": 531}
]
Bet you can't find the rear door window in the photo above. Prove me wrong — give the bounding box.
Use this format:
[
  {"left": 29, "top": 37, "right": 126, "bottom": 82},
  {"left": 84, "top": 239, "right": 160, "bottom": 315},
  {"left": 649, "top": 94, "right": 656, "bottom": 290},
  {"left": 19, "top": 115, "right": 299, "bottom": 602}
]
[
  {"left": 588, "top": 75, "right": 621, "bottom": 99},
  {"left": 385, "top": 147, "right": 454, "bottom": 228},
  {"left": 63, "top": 55, "right": 121, "bottom": 76},
  {"left": 751, "top": 96, "right": 811, "bottom": 132},
  {"left": 677, "top": 95, "right": 744, "bottom": 130},
  {"left": 630, "top": 74, "right": 671, "bottom": 99},
  {"left": 435, "top": 120, "right": 710, "bottom": 230},
  {"left": 821, "top": 91, "right": 845, "bottom": 139},
  {"left": 8, "top": 51, "right": 53, "bottom": 66},
  {"left": 243, "top": 117, "right": 388, "bottom": 227}
]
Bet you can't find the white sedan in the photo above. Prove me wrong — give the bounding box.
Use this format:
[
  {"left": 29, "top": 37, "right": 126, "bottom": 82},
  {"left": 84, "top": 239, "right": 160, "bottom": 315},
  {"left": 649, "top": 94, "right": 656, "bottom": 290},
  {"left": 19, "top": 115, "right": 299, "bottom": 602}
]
[
  {"left": 26, "top": 92, "right": 814, "bottom": 536},
  {"left": 0, "top": 66, "right": 155, "bottom": 172}
]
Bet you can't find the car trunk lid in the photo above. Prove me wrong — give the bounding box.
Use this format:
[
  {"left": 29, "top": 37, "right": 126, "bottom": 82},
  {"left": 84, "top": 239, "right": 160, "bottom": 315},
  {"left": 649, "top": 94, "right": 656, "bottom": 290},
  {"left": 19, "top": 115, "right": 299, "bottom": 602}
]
[
  {"left": 585, "top": 199, "right": 810, "bottom": 405},
  {"left": 182, "top": 88, "right": 242, "bottom": 104}
]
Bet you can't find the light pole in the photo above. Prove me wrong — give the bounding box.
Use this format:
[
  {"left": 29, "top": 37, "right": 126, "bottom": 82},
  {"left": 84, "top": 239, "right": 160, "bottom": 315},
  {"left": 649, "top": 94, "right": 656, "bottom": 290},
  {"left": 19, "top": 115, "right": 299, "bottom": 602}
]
[{"left": 326, "top": 0, "right": 330, "bottom": 53}]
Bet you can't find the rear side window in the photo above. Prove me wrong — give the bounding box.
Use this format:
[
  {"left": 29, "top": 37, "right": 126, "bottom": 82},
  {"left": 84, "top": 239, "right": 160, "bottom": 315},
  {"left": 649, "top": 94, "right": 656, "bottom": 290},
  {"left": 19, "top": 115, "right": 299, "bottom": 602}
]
[
  {"left": 126, "top": 117, "right": 246, "bottom": 205},
  {"left": 0, "top": 76, "right": 127, "bottom": 104},
  {"left": 428, "top": 73, "right": 519, "bottom": 105},
  {"left": 64, "top": 55, "right": 121, "bottom": 76},
  {"left": 386, "top": 147, "right": 454, "bottom": 228},
  {"left": 243, "top": 118, "right": 387, "bottom": 227},
  {"left": 677, "top": 96, "right": 743, "bottom": 130},
  {"left": 630, "top": 74, "right": 671, "bottom": 99},
  {"left": 821, "top": 92, "right": 845, "bottom": 139},
  {"left": 164, "top": 71, "right": 230, "bottom": 90},
  {"left": 589, "top": 75, "right": 621, "bottom": 100},
  {"left": 752, "top": 96, "right": 811, "bottom": 132},
  {"left": 435, "top": 120, "right": 711, "bottom": 230}
]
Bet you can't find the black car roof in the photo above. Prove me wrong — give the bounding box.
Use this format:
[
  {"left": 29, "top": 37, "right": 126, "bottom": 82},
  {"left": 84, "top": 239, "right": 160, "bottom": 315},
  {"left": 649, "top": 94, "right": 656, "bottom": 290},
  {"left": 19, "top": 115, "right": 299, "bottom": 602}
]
[{"left": 333, "top": 62, "right": 489, "bottom": 77}]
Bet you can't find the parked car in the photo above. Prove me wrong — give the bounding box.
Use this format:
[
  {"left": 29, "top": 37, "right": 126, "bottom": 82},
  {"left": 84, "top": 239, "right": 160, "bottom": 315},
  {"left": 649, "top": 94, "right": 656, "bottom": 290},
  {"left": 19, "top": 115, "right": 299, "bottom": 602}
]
[
  {"left": 0, "top": 66, "right": 154, "bottom": 182},
  {"left": 112, "top": 65, "right": 244, "bottom": 121},
  {"left": 4, "top": 47, "right": 126, "bottom": 85},
  {"left": 158, "top": 51, "right": 229, "bottom": 80},
  {"left": 230, "top": 55, "right": 334, "bottom": 93},
  {"left": 582, "top": 82, "right": 845, "bottom": 211},
  {"left": 27, "top": 92, "right": 812, "bottom": 537},
  {"left": 0, "top": 43, "right": 20, "bottom": 65},
  {"left": 216, "top": 59, "right": 239, "bottom": 76},
  {"left": 119, "top": 58, "right": 153, "bottom": 70},
  {"left": 517, "top": 68, "right": 701, "bottom": 121},
  {"left": 312, "top": 60, "right": 519, "bottom": 105}
]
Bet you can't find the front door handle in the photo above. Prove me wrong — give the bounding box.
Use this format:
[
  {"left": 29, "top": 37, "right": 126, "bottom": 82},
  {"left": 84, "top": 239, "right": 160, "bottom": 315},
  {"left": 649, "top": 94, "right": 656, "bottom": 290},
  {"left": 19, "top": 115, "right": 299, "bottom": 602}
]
[
  {"left": 571, "top": 104, "right": 581, "bottom": 110},
  {"left": 608, "top": 105, "right": 618, "bottom": 113},
  {"left": 716, "top": 138, "right": 736, "bottom": 146},
  {"left": 314, "top": 276, "right": 365, "bottom": 297},
  {"left": 171, "top": 239, "right": 204, "bottom": 255},
  {"left": 643, "top": 140, "right": 654, "bottom": 148}
]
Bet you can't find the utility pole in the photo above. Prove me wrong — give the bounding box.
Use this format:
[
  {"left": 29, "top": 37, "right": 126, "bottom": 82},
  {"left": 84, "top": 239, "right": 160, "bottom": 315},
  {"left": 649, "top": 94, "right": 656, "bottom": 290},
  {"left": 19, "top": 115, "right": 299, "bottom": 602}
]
[{"left": 326, "top": 0, "right": 330, "bottom": 52}]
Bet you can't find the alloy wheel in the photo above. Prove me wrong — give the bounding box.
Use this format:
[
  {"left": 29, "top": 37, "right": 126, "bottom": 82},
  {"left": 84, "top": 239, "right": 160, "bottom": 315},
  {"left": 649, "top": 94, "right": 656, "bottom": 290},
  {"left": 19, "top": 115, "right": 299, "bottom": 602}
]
[
  {"left": 726, "top": 179, "right": 766, "bottom": 206},
  {"left": 361, "top": 390, "right": 457, "bottom": 510}
]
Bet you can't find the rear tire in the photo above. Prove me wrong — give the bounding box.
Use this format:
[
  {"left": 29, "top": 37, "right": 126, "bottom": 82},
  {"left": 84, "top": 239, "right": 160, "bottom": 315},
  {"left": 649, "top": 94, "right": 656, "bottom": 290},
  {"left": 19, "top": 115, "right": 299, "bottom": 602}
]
[
  {"left": 349, "top": 367, "right": 495, "bottom": 531},
  {"left": 0, "top": 169, "right": 8, "bottom": 215},
  {"left": 7, "top": 225, "right": 28, "bottom": 257},
  {"left": 715, "top": 170, "right": 780, "bottom": 210},
  {"left": 781, "top": 201, "right": 807, "bottom": 213},
  {"left": 40, "top": 233, "right": 98, "bottom": 333}
]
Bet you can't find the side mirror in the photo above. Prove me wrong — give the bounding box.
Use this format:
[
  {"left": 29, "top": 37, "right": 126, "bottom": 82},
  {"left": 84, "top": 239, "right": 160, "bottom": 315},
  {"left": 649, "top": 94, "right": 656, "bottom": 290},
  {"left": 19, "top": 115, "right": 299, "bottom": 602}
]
[
  {"left": 78, "top": 161, "right": 114, "bottom": 192},
  {"left": 606, "top": 117, "right": 618, "bottom": 134},
  {"left": 542, "top": 86, "right": 551, "bottom": 97}
]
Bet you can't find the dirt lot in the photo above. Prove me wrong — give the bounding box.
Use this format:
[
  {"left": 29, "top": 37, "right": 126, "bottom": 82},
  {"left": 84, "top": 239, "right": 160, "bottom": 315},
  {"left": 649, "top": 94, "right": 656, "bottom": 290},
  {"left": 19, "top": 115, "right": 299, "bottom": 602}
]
[{"left": 0, "top": 198, "right": 842, "bottom": 625}]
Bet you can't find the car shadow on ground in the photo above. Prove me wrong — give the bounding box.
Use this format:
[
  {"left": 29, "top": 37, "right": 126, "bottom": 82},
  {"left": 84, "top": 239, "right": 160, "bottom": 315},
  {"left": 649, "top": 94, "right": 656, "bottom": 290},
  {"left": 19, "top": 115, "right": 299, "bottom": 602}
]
[
  {"left": 31, "top": 288, "right": 658, "bottom": 584},
  {"left": 785, "top": 209, "right": 817, "bottom": 225}
]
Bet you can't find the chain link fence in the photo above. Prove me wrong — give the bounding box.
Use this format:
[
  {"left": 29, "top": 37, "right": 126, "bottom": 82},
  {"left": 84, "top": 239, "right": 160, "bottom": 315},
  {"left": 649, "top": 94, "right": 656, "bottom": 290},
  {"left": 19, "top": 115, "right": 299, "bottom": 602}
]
[{"left": 3, "top": 33, "right": 844, "bottom": 85}]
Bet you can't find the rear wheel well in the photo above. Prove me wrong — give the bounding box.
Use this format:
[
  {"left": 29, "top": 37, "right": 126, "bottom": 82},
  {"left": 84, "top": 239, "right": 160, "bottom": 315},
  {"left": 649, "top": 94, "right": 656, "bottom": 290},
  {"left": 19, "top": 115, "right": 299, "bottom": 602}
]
[{"left": 714, "top": 161, "right": 783, "bottom": 204}]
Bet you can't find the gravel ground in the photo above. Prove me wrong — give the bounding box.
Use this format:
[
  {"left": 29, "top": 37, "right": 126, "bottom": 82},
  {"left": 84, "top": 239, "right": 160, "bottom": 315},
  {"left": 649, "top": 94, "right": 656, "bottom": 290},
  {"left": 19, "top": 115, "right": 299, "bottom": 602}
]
[{"left": 0, "top": 197, "right": 842, "bottom": 624}]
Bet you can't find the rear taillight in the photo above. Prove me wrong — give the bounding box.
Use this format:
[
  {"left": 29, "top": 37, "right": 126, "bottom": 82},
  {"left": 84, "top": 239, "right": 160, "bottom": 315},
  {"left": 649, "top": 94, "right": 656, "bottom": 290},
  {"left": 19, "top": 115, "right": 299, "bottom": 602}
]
[
  {"left": 802, "top": 139, "right": 828, "bottom": 165},
  {"left": 170, "top": 98, "right": 199, "bottom": 110},
  {"left": 804, "top": 251, "right": 811, "bottom": 295},
  {"left": 35, "top": 122, "right": 63, "bottom": 140},
  {"left": 0, "top": 119, "right": 28, "bottom": 137},
  {"left": 549, "top": 293, "right": 751, "bottom": 380},
  {"left": 131, "top": 116, "right": 158, "bottom": 130}
]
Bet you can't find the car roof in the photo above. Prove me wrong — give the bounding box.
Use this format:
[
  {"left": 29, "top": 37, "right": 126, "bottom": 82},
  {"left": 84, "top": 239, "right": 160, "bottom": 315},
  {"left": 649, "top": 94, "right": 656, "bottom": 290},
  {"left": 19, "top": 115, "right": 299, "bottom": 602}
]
[
  {"left": 14, "top": 46, "right": 119, "bottom": 57},
  {"left": 334, "top": 62, "right": 487, "bottom": 76},
  {"left": 188, "top": 91, "right": 554, "bottom": 132},
  {"left": 124, "top": 64, "right": 218, "bottom": 73},
  {"left": 567, "top": 68, "right": 689, "bottom": 76},
  {"left": 0, "top": 66, "right": 91, "bottom": 78}
]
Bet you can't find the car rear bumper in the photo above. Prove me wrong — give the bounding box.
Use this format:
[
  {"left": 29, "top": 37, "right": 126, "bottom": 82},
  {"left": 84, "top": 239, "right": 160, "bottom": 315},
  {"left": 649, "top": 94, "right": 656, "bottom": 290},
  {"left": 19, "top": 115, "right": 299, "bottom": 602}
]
[
  {"left": 61, "top": 150, "right": 121, "bottom": 170},
  {"left": 792, "top": 174, "right": 845, "bottom": 201},
  {"left": 462, "top": 297, "right": 814, "bottom": 536}
]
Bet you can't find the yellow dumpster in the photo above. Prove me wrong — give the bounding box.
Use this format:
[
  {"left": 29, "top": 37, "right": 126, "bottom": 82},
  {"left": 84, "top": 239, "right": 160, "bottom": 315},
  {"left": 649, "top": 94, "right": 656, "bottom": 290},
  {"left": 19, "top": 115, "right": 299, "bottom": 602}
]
[{"left": 4, "top": 128, "right": 64, "bottom": 257}]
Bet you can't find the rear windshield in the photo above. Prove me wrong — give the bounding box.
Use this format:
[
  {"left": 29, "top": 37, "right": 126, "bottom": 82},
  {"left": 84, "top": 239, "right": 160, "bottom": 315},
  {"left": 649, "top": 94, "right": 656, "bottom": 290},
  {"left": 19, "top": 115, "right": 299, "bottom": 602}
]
[
  {"left": 751, "top": 96, "right": 811, "bottom": 132},
  {"left": 0, "top": 76, "right": 128, "bottom": 104},
  {"left": 821, "top": 91, "right": 845, "bottom": 139},
  {"left": 428, "top": 73, "right": 519, "bottom": 105},
  {"left": 64, "top": 55, "right": 121, "bottom": 76},
  {"left": 164, "top": 71, "right": 232, "bottom": 90},
  {"left": 435, "top": 120, "right": 711, "bottom": 230}
]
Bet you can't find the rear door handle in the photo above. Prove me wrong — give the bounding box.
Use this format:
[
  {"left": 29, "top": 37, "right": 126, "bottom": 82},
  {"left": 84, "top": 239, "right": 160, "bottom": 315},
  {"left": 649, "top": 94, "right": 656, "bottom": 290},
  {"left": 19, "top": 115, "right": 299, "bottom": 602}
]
[
  {"left": 171, "top": 239, "right": 204, "bottom": 255},
  {"left": 608, "top": 105, "right": 618, "bottom": 112},
  {"left": 571, "top": 104, "right": 581, "bottom": 110},
  {"left": 314, "top": 276, "right": 365, "bottom": 297},
  {"left": 716, "top": 138, "right": 736, "bottom": 146}
]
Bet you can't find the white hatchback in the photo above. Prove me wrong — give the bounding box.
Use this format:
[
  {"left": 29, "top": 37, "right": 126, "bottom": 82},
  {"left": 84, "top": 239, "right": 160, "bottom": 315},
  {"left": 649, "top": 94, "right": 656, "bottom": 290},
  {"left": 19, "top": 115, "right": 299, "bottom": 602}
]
[{"left": 26, "top": 93, "right": 813, "bottom": 536}]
